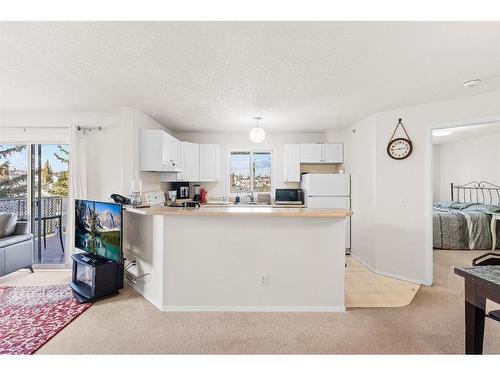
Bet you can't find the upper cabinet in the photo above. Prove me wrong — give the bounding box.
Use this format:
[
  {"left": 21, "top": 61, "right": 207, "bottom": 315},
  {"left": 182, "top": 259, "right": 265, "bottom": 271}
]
[
  {"left": 199, "top": 144, "right": 220, "bottom": 182},
  {"left": 161, "top": 141, "right": 200, "bottom": 182},
  {"left": 322, "top": 143, "right": 344, "bottom": 163},
  {"left": 283, "top": 144, "right": 301, "bottom": 182},
  {"left": 140, "top": 129, "right": 182, "bottom": 172},
  {"left": 299, "top": 144, "right": 322, "bottom": 163},
  {"left": 300, "top": 143, "right": 343, "bottom": 164},
  {"left": 179, "top": 142, "right": 200, "bottom": 181}
]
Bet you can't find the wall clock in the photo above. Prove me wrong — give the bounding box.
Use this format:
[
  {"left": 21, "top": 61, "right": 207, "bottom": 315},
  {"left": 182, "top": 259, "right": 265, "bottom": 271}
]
[{"left": 387, "top": 118, "right": 413, "bottom": 160}]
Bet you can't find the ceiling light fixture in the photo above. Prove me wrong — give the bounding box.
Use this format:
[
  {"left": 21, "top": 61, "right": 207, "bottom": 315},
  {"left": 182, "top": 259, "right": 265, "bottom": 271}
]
[
  {"left": 463, "top": 79, "right": 482, "bottom": 88},
  {"left": 433, "top": 129, "right": 453, "bottom": 137},
  {"left": 249, "top": 116, "right": 266, "bottom": 143}
]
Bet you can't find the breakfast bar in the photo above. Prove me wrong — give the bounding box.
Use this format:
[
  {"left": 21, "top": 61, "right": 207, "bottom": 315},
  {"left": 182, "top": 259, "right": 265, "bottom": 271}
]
[{"left": 123, "top": 206, "right": 352, "bottom": 312}]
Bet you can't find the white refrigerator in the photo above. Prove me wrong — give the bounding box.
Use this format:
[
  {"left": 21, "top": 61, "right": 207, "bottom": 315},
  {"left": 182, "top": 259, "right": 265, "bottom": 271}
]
[{"left": 300, "top": 173, "right": 351, "bottom": 251}]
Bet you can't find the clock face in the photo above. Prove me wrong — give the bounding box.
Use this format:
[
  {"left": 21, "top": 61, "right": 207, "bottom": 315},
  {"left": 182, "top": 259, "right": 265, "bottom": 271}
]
[{"left": 387, "top": 138, "right": 413, "bottom": 160}]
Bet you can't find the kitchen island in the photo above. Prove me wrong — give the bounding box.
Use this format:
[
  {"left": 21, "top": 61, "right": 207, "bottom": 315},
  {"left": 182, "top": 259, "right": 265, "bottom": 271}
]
[{"left": 123, "top": 205, "right": 352, "bottom": 312}]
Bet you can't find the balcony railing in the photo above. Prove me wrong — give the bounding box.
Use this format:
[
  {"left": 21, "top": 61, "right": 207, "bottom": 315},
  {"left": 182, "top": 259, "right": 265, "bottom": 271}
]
[{"left": 0, "top": 196, "right": 68, "bottom": 235}]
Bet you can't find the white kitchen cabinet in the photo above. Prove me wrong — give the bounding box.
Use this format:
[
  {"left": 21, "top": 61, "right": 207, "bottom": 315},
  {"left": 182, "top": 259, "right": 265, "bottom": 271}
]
[
  {"left": 179, "top": 142, "right": 200, "bottom": 181},
  {"left": 140, "top": 129, "right": 182, "bottom": 172},
  {"left": 300, "top": 143, "right": 322, "bottom": 163},
  {"left": 283, "top": 144, "right": 300, "bottom": 182},
  {"left": 160, "top": 141, "right": 200, "bottom": 182},
  {"left": 199, "top": 144, "right": 220, "bottom": 182},
  {"left": 299, "top": 143, "right": 343, "bottom": 164},
  {"left": 322, "top": 143, "right": 343, "bottom": 163}
]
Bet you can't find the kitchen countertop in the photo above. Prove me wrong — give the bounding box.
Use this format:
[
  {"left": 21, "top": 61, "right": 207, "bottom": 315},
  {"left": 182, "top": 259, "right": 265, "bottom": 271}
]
[{"left": 124, "top": 205, "right": 352, "bottom": 218}]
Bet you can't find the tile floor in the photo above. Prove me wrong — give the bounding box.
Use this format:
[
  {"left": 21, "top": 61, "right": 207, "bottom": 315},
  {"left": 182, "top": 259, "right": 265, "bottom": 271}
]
[{"left": 345, "top": 256, "right": 420, "bottom": 308}]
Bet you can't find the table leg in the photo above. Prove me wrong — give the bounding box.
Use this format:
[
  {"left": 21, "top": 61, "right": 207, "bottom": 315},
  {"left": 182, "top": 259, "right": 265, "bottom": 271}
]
[
  {"left": 491, "top": 217, "right": 497, "bottom": 251},
  {"left": 464, "top": 280, "right": 486, "bottom": 354}
]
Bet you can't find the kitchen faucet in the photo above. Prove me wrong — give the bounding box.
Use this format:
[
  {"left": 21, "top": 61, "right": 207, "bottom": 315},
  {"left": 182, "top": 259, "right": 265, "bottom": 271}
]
[{"left": 247, "top": 191, "right": 255, "bottom": 203}]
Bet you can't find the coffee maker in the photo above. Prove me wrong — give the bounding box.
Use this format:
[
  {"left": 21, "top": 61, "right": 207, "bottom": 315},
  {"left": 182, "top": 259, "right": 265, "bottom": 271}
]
[
  {"left": 193, "top": 184, "right": 201, "bottom": 202},
  {"left": 171, "top": 182, "right": 190, "bottom": 200}
]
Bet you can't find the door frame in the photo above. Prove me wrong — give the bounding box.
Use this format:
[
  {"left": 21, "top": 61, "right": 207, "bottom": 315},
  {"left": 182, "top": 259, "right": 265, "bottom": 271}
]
[
  {"left": 426, "top": 115, "right": 500, "bottom": 284},
  {"left": 1, "top": 130, "right": 70, "bottom": 269}
]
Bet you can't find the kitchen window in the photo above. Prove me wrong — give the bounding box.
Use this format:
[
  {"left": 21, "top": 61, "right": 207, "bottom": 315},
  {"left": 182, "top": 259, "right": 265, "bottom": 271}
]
[{"left": 230, "top": 151, "right": 272, "bottom": 193}]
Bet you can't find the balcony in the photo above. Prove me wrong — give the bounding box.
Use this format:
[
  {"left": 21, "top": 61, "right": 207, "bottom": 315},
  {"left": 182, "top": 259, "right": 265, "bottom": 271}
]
[{"left": 0, "top": 196, "right": 68, "bottom": 265}]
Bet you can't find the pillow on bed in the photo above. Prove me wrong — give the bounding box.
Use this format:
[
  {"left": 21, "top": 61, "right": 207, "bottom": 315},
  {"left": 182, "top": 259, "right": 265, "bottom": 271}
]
[
  {"left": 433, "top": 201, "right": 476, "bottom": 210},
  {"left": 433, "top": 201, "right": 458, "bottom": 209},
  {"left": 462, "top": 204, "right": 500, "bottom": 214}
]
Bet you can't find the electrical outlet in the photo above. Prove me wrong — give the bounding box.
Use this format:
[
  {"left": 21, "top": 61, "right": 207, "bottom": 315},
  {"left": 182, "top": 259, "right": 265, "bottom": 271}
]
[{"left": 260, "top": 274, "right": 270, "bottom": 286}]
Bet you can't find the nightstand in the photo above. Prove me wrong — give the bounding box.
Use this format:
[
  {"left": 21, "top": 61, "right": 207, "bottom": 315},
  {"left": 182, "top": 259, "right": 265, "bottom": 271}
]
[{"left": 491, "top": 213, "right": 500, "bottom": 251}]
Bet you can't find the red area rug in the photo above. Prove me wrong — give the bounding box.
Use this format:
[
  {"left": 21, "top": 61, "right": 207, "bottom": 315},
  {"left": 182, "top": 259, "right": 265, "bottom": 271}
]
[{"left": 0, "top": 284, "right": 91, "bottom": 355}]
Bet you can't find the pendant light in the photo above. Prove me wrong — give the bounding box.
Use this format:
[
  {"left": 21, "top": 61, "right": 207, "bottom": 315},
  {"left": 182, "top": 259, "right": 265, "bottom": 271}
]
[{"left": 249, "top": 116, "right": 265, "bottom": 143}]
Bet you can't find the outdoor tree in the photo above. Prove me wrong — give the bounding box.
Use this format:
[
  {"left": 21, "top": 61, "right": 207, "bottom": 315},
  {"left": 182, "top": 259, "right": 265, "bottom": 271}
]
[
  {"left": 42, "top": 160, "right": 53, "bottom": 185},
  {"left": 47, "top": 145, "right": 69, "bottom": 197},
  {"left": 0, "top": 145, "right": 27, "bottom": 198}
]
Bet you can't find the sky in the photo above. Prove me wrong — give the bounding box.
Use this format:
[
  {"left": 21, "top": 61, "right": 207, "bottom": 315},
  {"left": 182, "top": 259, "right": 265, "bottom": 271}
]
[
  {"left": 0, "top": 144, "right": 69, "bottom": 172},
  {"left": 230, "top": 152, "right": 271, "bottom": 176}
]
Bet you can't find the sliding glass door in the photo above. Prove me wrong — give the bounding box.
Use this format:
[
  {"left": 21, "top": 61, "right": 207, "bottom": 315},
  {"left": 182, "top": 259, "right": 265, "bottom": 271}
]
[
  {"left": 0, "top": 143, "right": 69, "bottom": 266},
  {"left": 31, "top": 144, "right": 69, "bottom": 265}
]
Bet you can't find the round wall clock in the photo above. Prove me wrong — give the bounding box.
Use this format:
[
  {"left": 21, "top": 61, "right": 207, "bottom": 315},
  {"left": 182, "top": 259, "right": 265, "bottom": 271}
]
[{"left": 387, "top": 119, "right": 413, "bottom": 160}]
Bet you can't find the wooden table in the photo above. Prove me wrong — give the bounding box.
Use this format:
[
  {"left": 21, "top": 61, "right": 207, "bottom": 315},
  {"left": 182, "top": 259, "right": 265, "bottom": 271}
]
[{"left": 454, "top": 266, "right": 500, "bottom": 354}]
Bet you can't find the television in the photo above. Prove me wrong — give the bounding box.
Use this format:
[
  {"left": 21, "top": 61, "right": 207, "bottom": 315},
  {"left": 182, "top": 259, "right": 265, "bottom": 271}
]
[{"left": 74, "top": 199, "right": 122, "bottom": 263}]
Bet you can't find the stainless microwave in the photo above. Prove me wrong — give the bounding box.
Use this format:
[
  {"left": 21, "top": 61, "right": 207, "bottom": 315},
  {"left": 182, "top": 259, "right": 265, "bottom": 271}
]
[{"left": 274, "top": 189, "right": 303, "bottom": 205}]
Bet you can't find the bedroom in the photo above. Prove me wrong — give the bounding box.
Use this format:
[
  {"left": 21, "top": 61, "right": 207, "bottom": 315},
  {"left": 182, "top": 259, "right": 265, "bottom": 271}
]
[{"left": 432, "top": 121, "right": 500, "bottom": 252}]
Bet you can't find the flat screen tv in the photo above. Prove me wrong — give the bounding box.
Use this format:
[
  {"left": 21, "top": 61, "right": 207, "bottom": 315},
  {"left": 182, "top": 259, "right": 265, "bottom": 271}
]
[{"left": 75, "top": 199, "right": 122, "bottom": 263}]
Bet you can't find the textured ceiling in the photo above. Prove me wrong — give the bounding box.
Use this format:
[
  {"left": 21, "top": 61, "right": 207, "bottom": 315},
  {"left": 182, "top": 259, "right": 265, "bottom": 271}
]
[{"left": 1, "top": 22, "right": 499, "bottom": 132}]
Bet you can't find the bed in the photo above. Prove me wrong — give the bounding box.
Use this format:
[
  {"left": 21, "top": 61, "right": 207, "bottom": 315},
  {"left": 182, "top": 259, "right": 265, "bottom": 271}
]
[{"left": 433, "top": 181, "right": 500, "bottom": 250}]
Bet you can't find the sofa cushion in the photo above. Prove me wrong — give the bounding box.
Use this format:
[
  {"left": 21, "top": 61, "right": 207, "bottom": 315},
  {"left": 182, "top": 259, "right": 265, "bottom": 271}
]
[
  {"left": 0, "top": 233, "right": 32, "bottom": 248},
  {"left": 0, "top": 213, "right": 18, "bottom": 238},
  {"left": 14, "top": 221, "right": 29, "bottom": 235}
]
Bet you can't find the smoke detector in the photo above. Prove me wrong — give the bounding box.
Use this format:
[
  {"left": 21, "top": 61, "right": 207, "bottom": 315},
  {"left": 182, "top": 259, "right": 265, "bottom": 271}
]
[{"left": 463, "top": 79, "right": 482, "bottom": 88}]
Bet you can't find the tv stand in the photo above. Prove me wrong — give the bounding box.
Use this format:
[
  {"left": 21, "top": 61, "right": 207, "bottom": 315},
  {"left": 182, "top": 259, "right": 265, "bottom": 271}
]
[{"left": 70, "top": 253, "right": 124, "bottom": 303}]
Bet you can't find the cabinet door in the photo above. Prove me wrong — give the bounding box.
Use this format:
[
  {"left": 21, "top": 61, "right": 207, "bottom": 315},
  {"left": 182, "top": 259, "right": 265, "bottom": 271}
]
[
  {"left": 283, "top": 144, "right": 300, "bottom": 182},
  {"left": 164, "top": 133, "right": 181, "bottom": 167},
  {"left": 178, "top": 142, "right": 200, "bottom": 181},
  {"left": 322, "top": 143, "right": 343, "bottom": 163},
  {"left": 140, "top": 129, "right": 164, "bottom": 171},
  {"left": 300, "top": 143, "right": 322, "bottom": 163},
  {"left": 199, "top": 144, "right": 220, "bottom": 182}
]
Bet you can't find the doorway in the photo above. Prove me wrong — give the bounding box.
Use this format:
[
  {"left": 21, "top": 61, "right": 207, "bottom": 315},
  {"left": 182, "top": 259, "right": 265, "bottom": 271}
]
[
  {"left": 427, "top": 116, "right": 500, "bottom": 283},
  {"left": 0, "top": 143, "right": 69, "bottom": 267}
]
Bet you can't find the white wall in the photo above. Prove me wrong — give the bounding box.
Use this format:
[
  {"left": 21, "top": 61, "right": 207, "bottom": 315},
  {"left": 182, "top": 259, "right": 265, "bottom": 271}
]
[
  {"left": 434, "top": 131, "right": 500, "bottom": 202},
  {"left": 341, "top": 115, "right": 377, "bottom": 266},
  {"left": 338, "top": 90, "right": 500, "bottom": 285},
  {"left": 175, "top": 132, "right": 327, "bottom": 199}
]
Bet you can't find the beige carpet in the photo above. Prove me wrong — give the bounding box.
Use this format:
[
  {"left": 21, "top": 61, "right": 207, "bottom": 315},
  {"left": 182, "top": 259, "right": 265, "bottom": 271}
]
[{"left": 1, "top": 250, "right": 499, "bottom": 354}]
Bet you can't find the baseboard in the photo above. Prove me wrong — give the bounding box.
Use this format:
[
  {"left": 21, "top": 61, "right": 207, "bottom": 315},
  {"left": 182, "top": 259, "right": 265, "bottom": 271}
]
[
  {"left": 351, "top": 254, "right": 426, "bottom": 286},
  {"left": 161, "top": 305, "right": 346, "bottom": 312},
  {"left": 125, "top": 279, "right": 163, "bottom": 311}
]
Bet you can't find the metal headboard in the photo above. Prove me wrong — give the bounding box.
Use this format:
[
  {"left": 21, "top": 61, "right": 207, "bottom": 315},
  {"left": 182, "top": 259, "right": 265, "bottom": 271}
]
[{"left": 451, "top": 181, "right": 500, "bottom": 205}]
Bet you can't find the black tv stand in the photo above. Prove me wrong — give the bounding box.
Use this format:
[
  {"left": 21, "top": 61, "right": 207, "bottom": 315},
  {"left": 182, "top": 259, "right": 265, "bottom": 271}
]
[{"left": 70, "top": 253, "right": 124, "bottom": 303}]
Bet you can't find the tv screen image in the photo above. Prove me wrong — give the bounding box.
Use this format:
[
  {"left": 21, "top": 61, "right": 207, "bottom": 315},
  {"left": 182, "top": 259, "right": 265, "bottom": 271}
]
[{"left": 75, "top": 200, "right": 122, "bottom": 262}]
